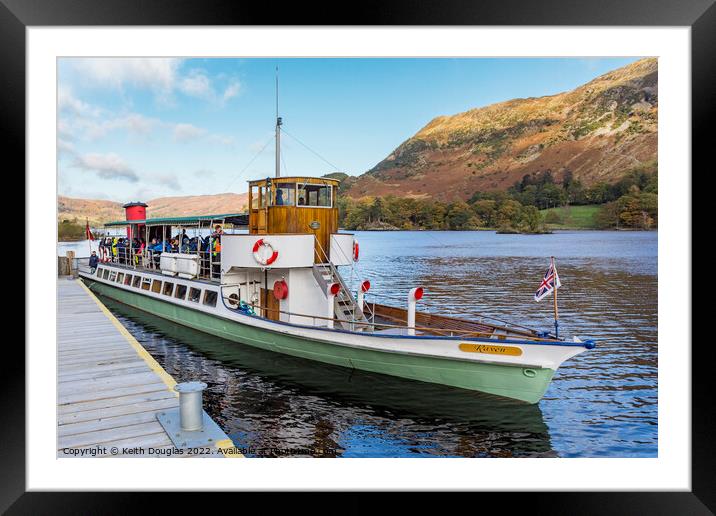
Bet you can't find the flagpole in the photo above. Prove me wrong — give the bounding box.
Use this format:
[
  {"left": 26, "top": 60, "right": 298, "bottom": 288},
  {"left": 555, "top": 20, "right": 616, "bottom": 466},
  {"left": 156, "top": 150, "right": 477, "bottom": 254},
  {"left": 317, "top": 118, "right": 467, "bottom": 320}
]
[
  {"left": 552, "top": 256, "right": 559, "bottom": 338},
  {"left": 86, "top": 218, "right": 92, "bottom": 257}
]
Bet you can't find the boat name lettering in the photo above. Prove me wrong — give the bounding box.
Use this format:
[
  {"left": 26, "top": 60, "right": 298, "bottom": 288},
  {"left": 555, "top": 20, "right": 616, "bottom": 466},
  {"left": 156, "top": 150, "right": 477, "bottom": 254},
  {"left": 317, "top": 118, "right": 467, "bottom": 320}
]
[{"left": 458, "top": 343, "right": 523, "bottom": 356}]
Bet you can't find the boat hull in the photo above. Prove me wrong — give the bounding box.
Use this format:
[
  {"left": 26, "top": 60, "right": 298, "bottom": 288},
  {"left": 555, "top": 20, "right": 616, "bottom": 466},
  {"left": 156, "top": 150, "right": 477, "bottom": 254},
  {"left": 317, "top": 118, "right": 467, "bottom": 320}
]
[{"left": 82, "top": 278, "right": 556, "bottom": 403}]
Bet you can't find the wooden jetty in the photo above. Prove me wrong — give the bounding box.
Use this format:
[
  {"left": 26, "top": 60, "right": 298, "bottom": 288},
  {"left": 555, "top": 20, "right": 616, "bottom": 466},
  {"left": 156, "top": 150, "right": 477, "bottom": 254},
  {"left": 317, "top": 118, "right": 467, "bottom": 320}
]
[{"left": 57, "top": 277, "right": 240, "bottom": 458}]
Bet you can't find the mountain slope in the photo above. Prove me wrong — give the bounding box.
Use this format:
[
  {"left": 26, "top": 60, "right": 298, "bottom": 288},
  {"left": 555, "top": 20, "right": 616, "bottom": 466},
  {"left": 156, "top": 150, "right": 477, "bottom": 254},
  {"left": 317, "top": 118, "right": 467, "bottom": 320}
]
[
  {"left": 345, "top": 58, "right": 657, "bottom": 201},
  {"left": 58, "top": 192, "right": 249, "bottom": 226}
]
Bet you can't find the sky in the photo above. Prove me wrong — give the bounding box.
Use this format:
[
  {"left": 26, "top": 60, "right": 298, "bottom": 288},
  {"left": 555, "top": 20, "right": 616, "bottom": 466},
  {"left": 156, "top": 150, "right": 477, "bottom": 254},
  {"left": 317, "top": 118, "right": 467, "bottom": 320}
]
[{"left": 57, "top": 57, "right": 642, "bottom": 202}]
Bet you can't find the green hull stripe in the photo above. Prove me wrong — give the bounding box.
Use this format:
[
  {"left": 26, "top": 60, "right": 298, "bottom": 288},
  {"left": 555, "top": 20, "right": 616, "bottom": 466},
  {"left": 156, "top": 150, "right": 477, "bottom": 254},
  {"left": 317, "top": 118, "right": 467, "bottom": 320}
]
[{"left": 84, "top": 279, "right": 554, "bottom": 404}]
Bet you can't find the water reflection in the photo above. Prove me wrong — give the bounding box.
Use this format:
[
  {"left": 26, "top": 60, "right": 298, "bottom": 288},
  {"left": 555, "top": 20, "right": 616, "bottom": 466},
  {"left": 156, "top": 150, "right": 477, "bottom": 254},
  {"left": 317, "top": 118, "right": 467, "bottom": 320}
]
[{"left": 101, "top": 297, "right": 553, "bottom": 458}]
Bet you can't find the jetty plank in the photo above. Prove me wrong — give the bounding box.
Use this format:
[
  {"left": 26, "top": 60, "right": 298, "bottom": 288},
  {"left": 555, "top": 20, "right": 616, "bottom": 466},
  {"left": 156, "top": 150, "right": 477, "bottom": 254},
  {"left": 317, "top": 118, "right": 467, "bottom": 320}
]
[{"left": 57, "top": 278, "right": 239, "bottom": 458}]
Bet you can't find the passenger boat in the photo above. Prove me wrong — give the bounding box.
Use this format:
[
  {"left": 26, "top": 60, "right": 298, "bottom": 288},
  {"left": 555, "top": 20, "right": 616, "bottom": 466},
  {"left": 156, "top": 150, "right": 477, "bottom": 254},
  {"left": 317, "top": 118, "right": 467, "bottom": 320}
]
[{"left": 77, "top": 114, "right": 594, "bottom": 405}]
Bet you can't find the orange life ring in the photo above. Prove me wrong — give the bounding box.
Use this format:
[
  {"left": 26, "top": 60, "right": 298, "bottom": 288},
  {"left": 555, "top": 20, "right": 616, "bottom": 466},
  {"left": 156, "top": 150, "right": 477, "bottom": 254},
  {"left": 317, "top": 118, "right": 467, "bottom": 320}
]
[{"left": 252, "top": 238, "right": 278, "bottom": 266}]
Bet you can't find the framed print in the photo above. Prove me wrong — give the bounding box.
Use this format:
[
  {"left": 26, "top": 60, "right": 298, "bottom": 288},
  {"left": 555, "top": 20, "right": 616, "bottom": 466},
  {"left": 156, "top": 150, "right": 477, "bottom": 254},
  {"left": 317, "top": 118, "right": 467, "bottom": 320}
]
[{"left": 5, "top": 0, "right": 710, "bottom": 512}]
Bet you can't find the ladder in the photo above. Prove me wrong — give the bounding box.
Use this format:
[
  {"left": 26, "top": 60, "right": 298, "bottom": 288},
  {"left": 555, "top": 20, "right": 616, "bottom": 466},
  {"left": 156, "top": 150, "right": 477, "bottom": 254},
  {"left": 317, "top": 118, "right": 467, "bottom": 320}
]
[{"left": 312, "top": 263, "right": 372, "bottom": 331}]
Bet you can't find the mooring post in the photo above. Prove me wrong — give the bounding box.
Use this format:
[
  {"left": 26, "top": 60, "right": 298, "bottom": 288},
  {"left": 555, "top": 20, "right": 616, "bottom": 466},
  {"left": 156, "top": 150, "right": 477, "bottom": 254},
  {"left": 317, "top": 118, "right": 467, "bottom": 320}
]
[{"left": 174, "top": 381, "right": 207, "bottom": 432}]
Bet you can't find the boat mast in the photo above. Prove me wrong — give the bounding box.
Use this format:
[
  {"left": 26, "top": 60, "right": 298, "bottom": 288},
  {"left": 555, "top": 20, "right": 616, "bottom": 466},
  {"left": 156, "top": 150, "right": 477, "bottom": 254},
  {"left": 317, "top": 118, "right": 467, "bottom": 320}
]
[{"left": 275, "top": 66, "right": 282, "bottom": 178}]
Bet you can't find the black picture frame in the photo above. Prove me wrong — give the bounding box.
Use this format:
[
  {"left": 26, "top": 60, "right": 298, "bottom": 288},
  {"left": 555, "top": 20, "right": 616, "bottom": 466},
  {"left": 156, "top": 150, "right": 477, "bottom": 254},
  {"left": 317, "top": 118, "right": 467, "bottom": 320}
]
[{"left": 5, "top": 0, "right": 708, "bottom": 512}]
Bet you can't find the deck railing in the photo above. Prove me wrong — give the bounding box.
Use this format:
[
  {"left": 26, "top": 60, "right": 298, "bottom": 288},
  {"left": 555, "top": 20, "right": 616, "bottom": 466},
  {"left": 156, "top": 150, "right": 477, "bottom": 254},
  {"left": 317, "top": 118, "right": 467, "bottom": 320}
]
[
  {"left": 93, "top": 247, "right": 221, "bottom": 282},
  {"left": 222, "top": 294, "right": 562, "bottom": 343}
]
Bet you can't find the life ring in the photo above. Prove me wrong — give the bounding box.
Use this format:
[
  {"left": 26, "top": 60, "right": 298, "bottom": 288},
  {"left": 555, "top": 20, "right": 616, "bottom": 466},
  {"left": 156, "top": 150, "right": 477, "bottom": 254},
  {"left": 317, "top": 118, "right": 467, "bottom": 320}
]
[
  {"left": 273, "top": 279, "right": 288, "bottom": 300},
  {"left": 353, "top": 240, "right": 359, "bottom": 262},
  {"left": 252, "top": 238, "right": 278, "bottom": 266}
]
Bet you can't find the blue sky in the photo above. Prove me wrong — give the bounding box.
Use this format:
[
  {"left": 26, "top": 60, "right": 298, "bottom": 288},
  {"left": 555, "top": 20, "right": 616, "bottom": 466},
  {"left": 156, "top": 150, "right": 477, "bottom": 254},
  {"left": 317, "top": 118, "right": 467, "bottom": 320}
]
[{"left": 58, "top": 57, "right": 641, "bottom": 202}]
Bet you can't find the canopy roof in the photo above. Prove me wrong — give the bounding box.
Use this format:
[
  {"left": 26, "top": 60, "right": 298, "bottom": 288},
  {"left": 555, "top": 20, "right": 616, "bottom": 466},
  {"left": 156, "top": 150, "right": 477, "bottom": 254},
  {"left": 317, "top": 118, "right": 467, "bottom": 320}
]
[
  {"left": 248, "top": 176, "right": 340, "bottom": 187},
  {"left": 104, "top": 212, "right": 248, "bottom": 227}
]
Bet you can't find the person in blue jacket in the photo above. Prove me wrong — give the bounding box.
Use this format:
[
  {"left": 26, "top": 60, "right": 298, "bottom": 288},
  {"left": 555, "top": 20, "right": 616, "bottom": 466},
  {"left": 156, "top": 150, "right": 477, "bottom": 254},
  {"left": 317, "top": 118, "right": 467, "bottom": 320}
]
[{"left": 89, "top": 251, "right": 99, "bottom": 272}]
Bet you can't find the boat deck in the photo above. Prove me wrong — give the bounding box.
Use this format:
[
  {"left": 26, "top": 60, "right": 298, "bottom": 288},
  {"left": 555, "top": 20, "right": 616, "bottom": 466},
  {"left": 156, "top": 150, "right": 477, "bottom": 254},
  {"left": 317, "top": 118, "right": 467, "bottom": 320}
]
[{"left": 57, "top": 278, "right": 239, "bottom": 458}]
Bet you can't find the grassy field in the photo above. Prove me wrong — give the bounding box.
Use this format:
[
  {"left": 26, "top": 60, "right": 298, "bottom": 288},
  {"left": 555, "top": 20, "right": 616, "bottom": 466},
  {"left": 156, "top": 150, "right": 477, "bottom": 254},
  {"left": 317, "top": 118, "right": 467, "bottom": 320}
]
[{"left": 541, "top": 204, "right": 601, "bottom": 229}]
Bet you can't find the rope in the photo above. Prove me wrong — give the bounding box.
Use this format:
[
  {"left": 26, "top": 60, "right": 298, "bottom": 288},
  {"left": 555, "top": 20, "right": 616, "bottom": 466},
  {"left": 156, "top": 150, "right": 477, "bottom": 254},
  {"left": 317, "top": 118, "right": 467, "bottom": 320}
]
[
  {"left": 224, "top": 135, "right": 273, "bottom": 192},
  {"left": 281, "top": 126, "right": 342, "bottom": 172}
]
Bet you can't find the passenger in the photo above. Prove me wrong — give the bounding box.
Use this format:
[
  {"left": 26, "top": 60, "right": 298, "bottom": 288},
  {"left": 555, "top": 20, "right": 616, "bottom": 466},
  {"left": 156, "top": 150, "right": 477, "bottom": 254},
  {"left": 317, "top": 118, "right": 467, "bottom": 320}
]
[
  {"left": 298, "top": 196, "right": 306, "bottom": 206},
  {"left": 276, "top": 188, "right": 285, "bottom": 205},
  {"left": 89, "top": 251, "right": 99, "bottom": 272},
  {"left": 211, "top": 224, "right": 224, "bottom": 237},
  {"left": 117, "top": 238, "right": 126, "bottom": 264},
  {"left": 211, "top": 234, "right": 222, "bottom": 279},
  {"left": 111, "top": 237, "right": 118, "bottom": 263},
  {"left": 136, "top": 238, "right": 145, "bottom": 266}
]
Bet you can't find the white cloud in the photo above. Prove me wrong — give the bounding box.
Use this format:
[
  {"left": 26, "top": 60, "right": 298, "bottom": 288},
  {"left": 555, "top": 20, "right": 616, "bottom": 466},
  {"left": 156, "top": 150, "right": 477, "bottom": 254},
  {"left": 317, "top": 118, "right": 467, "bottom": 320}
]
[
  {"left": 72, "top": 152, "right": 139, "bottom": 182},
  {"left": 179, "top": 70, "right": 213, "bottom": 99},
  {"left": 152, "top": 174, "right": 182, "bottom": 191},
  {"left": 58, "top": 87, "right": 103, "bottom": 117},
  {"left": 57, "top": 139, "right": 75, "bottom": 155},
  {"left": 173, "top": 123, "right": 208, "bottom": 142},
  {"left": 222, "top": 81, "right": 241, "bottom": 102},
  {"left": 69, "top": 58, "right": 182, "bottom": 99},
  {"left": 207, "top": 134, "right": 235, "bottom": 146},
  {"left": 76, "top": 113, "right": 160, "bottom": 141}
]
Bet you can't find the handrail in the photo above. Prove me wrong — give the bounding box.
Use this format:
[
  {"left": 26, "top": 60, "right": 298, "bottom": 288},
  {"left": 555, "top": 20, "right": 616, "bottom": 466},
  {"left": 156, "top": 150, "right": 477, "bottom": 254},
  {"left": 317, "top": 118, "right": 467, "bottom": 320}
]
[
  {"left": 314, "top": 235, "right": 375, "bottom": 326},
  {"left": 327, "top": 233, "right": 376, "bottom": 323},
  {"left": 220, "top": 293, "right": 563, "bottom": 343},
  {"left": 364, "top": 289, "right": 539, "bottom": 335}
]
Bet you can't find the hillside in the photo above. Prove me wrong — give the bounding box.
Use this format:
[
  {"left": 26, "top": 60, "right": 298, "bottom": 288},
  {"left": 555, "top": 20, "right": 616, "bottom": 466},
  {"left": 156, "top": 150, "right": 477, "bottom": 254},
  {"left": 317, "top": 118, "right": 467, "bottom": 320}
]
[
  {"left": 345, "top": 58, "right": 657, "bottom": 201},
  {"left": 58, "top": 192, "right": 249, "bottom": 226}
]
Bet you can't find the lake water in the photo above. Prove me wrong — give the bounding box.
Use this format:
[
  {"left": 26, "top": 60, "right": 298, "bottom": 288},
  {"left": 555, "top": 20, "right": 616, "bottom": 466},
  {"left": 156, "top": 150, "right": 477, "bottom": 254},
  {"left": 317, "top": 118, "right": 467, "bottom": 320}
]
[{"left": 58, "top": 230, "right": 658, "bottom": 458}]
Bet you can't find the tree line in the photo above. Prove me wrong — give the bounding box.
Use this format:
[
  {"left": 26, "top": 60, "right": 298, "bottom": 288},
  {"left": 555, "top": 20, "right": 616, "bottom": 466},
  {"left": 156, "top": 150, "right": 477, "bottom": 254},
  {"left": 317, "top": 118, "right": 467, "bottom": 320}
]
[{"left": 337, "top": 163, "right": 657, "bottom": 231}]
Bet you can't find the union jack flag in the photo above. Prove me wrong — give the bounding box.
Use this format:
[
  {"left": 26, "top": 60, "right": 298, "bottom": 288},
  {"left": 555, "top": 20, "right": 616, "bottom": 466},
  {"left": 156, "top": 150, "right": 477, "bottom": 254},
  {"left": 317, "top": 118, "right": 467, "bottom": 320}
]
[{"left": 534, "top": 258, "right": 561, "bottom": 301}]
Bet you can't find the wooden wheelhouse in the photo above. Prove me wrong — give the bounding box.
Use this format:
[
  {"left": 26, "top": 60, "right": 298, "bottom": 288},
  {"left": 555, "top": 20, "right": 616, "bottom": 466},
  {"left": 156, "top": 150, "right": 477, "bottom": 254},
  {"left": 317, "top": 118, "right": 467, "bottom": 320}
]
[{"left": 248, "top": 176, "right": 340, "bottom": 263}]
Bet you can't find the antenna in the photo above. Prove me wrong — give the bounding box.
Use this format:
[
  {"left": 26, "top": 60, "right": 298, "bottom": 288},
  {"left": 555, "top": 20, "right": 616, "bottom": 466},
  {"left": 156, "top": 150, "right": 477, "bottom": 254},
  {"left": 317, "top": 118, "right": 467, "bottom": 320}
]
[{"left": 275, "top": 66, "right": 282, "bottom": 178}]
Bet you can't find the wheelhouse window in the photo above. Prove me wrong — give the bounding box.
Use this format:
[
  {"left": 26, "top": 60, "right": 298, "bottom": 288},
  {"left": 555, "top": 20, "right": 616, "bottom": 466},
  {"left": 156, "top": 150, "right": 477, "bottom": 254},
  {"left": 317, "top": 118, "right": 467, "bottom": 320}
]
[
  {"left": 162, "top": 282, "right": 174, "bottom": 296},
  {"left": 203, "top": 290, "right": 218, "bottom": 307},
  {"left": 175, "top": 284, "right": 187, "bottom": 300},
  {"left": 251, "top": 185, "right": 267, "bottom": 209},
  {"left": 273, "top": 183, "right": 296, "bottom": 206},
  {"left": 298, "top": 183, "right": 332, "bottom": 207},
  {"left": 188, "top": 287, "right": 201, "bottom": 303}
]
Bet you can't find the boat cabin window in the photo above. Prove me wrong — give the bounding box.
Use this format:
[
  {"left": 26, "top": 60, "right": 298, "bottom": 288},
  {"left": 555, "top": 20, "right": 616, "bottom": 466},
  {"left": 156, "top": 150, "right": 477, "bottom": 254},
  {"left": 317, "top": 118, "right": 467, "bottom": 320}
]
[
  {"left": 132, "top": 275, "right": 141, "bottom": 288},
  {"left": 175, "top": 284, "right": 187, "bottom": 300},
  {"left": 251, "top": 185, "right": 267, "bottom": 209},
  {"left": 96, "top": 267, "right": 103, "bottom": 277},
  {"left": 124, "top": 274, "right": 132, "bottom": 286},
  {"left": 141, "top": 278, "right": 151, "bottom": 291},
  {"left": 109, "top": 271, "right": 117, "bottom": 282},
  {"left": 102, "top": 269, "right": 110, "bottom": 280},
  {"left": 151, "top": 280, "right": 162, "bottom": 293},
  {"left": 162, "top": 282, "right": 174, "bottom": 296},
  {"left": 203, "top": 290, "right": 218, "bottom": 307},
  {"left": 273, "top": 183, "right": 296, "bottom": 206},
  {"left": 117, "top": 273, "right": 124, "bottom": 284},
  {"left": 188, "top": 287, "right": 201, "bottom": 303},
  {"left": 298, "top": 183, "right": 332, "bottom": 207}
]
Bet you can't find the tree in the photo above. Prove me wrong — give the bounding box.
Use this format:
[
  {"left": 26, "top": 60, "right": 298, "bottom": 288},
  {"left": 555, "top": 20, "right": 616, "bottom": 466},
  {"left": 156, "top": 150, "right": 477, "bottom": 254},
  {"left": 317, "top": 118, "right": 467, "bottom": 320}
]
[{"left": 446, "top": 201, "right": 480, "bottom": 230}]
